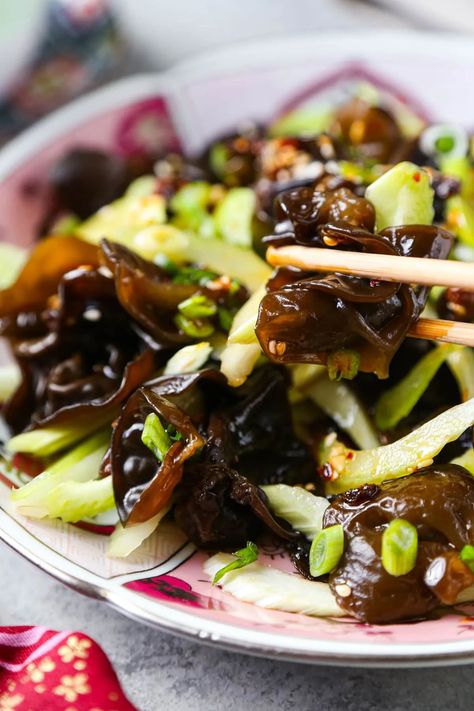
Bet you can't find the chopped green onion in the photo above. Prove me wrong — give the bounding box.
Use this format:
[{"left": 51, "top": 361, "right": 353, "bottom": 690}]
[
  {"left": 435, "top": 135, "right": 456, "bottom": 153},
  {"left": 309, "top": 524, "right": 344, "bottom": 577},
  {"left": 212, "top": 541, "right": 259, "bottom": 585},
  {"left": 177, "top": 294, "right": 217, "bottom": 319},
  {"left": 460, "top": 545, "right": 474, "bottom": 572},
  {"left": 217, "top": 307, "right": 234, "bottom": 332},
  {"left": 375, "top": 344, "right": 461, "bottom": 431},
  {"left": 327, "top": 349, "right": 360, "bottom": 381},
  {"left": 141, "top": 413, "right": 172, "bottom": 463},
  {"left": 174, "top": 313, "right": 215, "bottom": 339},
  {"left": 213, "top": 187, "right": 256, "bottom": 247},
  {"left": 381, "top": 519, "right": 418, "bottom": 577}
]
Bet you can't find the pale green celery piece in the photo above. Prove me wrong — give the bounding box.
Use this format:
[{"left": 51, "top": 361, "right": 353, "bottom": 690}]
[
  {"left": 365, "top": 162, "right": 434, "bottom": 232},
  {"left": 50, "top": 214, "right": 80, "bottom": 236},
  {"left": 452, "top": 448, "right": 474, "bottom": 475},
  {"left": 170, "top": 182, "right": 211, "bottom": 214},
  {"left": 440, "top": 156, "right": 474, "bottom": 197},
  {"left": 7, "top": 418, "right": 109, "bottom": 457},
  {"left": 186, "top": 233, "right": 271, "bottom": 293},
  {"left": 227, "top": 286, "right": 266, "bottom": 345},
  {"left": 322, "top": 397, "right": 474, "bottom": 495},
  {"left": 0, "top": 244, "right": 27, "bottom": 289},
  {"left": 203, "top": 553, "right": 344, "bottom": 616},
  {"left": 125, "top": 175, "right": 156, "bottom": 198},
  {"left": 375, "top": 344, "right": 462, "bottom": 431},
  {"left": 214, "top": 188, "right": 256, "bottom": 248},
  {"left": 447, "top": 347, "right": 474, "bottom": 401},
  {"left": 445, "top": 195, "right": 474, "bottom": 247},
  {"left": 43, "top": 475, "right": 115, "bottom": 523},
  {"left": 108, "top": 504, "right": 171, "bottom": 558},
  {"left": 261, "top": 484, "right": 329, "bottom": 541},
  {"left": 305, "top": 376, "right": 379, "bottom": 450},
  {"left": 269, "top": 107, "right": 333, "bottom": 138},
  {"left": 220, "top": 287, "right": 265, "bottom": 386},
  {"left": 163, "top": 342, "right": 212, "bottom": 375},
  {"left": 77, "top": 192, "right": 166, "bottom": 246},
  {"left": 11, "top": 430, "right": 110, "bottom": 514},
  {"left": 291, "top": 364, "right": 326, "bottom": 391},
  {"left": 0, "top": 364, "right": 21, "bottom": 402}
]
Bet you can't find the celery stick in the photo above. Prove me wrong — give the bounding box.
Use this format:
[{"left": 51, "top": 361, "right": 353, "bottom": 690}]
[
  {"left": 108, "top": 504, "right": 171, "bottom": 558},
  {"left": 375, "top": 344, "right": 461, "bottom": 431},
  {"left": 365, "top": 162, "right": 434, "bottom": 231},
  {"left": 214, "top": 187, "right": 256, "bottom": 247},
  {"left": 163, "top": 342, "right": 212, "bottom": 375},
  {"left": 451, "top": 448, "right": 474, "bottom": 475},
  {"left": 261, "top": 484, "right": 329, "bottom": 541},
  {"left": 7, "top": 418, "right": 110, "bottom": 457},
  {"left": 322, "top": 397, "right": 474, "bottom": 495},
  {"left": 11, "top": 429, "right": 110, "bottom": 511},
  {"left": 447, "top": 347, "right": 474, "bottom": 401},
  {"left": 220, "top": 287, "right": 265, "bottom": 386},
  {"left": 306, "top": 376, "right": 379, "bottom": 449},
  {"left": 204, "top": 554, "right": 343, "bottom": 617},
  {"left": 0, "top": 364, "right": 21, "bottom": 402},
  {"left": 43, "top": 476, "right": 115, "bottom": 523}
]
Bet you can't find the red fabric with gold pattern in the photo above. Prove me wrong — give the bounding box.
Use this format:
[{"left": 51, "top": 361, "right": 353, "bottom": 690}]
[{"left": 0, "top": 626, "right": 136, "bottom": 710}]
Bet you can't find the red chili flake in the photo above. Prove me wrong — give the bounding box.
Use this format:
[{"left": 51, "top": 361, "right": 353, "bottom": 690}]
[
  {"left": 346, "top": 451, "right": 354, "bottom": 460},
  {"left": 413, "top": 172, "right": 421, "bottom": 182},
  {"left": 318, "top": 463, "right": 335, "bottom": 481}
]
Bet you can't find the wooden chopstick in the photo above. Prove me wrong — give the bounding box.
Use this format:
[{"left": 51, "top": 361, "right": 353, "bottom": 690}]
[
  {"left": 266, "top": 245, "right": 474, "bottom": 290},
  {"left": 266, "top": 245, "right": 474, "bottom": 347}
]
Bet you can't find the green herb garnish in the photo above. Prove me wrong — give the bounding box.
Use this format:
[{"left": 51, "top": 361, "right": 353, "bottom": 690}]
[
  {"left": 212, "top": 541, "right": 259, "bottom": 584},
  {"left": 327, "top": 349, "right": 360, "bottom": 381},
  {"left": 460, "top": 544, "right": 474, "bottom": 572},
  {"left": 174, "top": 313, "right": 215, "bottom": 339}
]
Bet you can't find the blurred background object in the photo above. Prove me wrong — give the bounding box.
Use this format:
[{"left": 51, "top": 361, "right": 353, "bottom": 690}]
[
  {"left": 0, "top": 0, "right": 128, "bottom": 144},
  {"left": 0, "top": 0, "right": 473, "bottom": 146}
]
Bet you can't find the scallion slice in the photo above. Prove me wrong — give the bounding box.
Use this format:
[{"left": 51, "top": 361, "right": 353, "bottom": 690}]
[
  {"left": 381, "top": 519, "right": 418, "bottom": 577},
  {"left": 309, "top": 524, "right": 344, "bottom": 577},
  {"left": 460, "top": 544, "right": 474, "bottom": 572},
  {"left": 141, "top": 413, "right": 172, "bottom": 463},
  {"left": 177, "top": 294, "right": 217, "bottom": 319}
]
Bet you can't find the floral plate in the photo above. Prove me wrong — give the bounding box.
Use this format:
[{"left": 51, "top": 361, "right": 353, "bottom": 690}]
[{"left": 1, "top": 31, "right": 474, "bottom": 667}]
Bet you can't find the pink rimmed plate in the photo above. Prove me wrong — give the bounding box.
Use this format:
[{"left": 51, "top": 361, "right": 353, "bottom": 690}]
[{"left": 1, "top": 31, "right": 474, "bottom": 667}]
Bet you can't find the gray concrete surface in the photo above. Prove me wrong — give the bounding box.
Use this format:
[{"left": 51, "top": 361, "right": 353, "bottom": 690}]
[{"left": 1, "top": 544, "right": 470, "bottom": 711}]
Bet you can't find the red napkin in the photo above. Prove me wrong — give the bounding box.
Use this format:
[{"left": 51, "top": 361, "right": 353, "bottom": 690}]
[{"left": 0, "top": 626, "right": 137, "bottom": 710}]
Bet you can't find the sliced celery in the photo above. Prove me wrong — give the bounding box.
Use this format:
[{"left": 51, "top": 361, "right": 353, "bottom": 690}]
[
  {"left": 77, "top": 192, "right": 167, "bottom": 245},
  {"left": 203, "top": 553, "right": 343, "bottom": 617},
  {"left": 11, "top": 429, "right": 110, "bottom": 514},
  {"left": 269, "top": 107, "right": 333, "bottom": 138},
  {"left": 447, "top": 347, "right": 474, "bottom": 401},
  {"left": 43, "top": 476, "right": 115, "bottom": 523},
  {"left": 445, "top": 195, "right": 474, "bottom": 247},
  {"left": 261, "top": 484, "right": 329, "bottom": 541},
  {"left": 220, "top": 287, "right": 265, "bottom": 386},
  {"left": 321, "top": 397, "right": 474, "bottom": 495},
  {"left": 214, "top": 188, "right": 256, "bottom": 247},
  {"left": 305, "top": 376, "right": 379, "bottom": 449},
  {"left": 7, "top": 418, "right": 109, "bottom": 457},
  {"left": 0, "top": 364, "right": 21, "bottom": 402},
  {"left": 108, "top": 504, "right": 171, "bottom": 558},
  {"left": 451, "top": 448, "right": 474, "bottom": 475},
  {"left": 365, "top": 162, "right": 434, "bottom": 231},
  {"left": 124, "top": 175, "right": 156, "bottom": 198},
  {"left": 186, "top": 233, "right": 271, "bottom": 293},
  {"left": 375, "top": 344, "right": 461, "bottom": 431},
  {"left": 163, "top": 342, "right": 212, "bottom": 375},
  {"left": 0, "top": 244, "right": 27, "bottom": 289}
]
